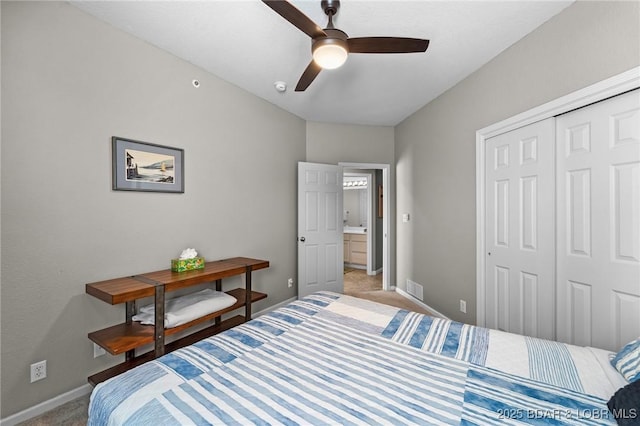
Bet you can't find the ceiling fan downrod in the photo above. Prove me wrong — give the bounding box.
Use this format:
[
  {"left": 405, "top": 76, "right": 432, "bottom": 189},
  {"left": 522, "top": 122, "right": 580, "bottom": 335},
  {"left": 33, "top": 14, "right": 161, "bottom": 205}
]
[
  {"left": 321, "top": 0, "right": 339, "bottom": 29},
  {"left": 321, "top": 0, "right": 340, "bottom": 17}
]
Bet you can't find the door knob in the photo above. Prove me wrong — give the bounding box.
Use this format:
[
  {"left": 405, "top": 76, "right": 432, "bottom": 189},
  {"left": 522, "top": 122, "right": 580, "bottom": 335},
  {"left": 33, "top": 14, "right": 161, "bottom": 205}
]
[{"left": 299, "top": 237, "right": 306, "bottom": 242}]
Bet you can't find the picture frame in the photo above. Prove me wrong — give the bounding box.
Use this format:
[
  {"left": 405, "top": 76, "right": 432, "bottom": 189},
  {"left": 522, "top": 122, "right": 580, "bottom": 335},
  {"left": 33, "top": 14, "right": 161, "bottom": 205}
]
[{"left": 112, "top": 137, "right": 184, "bottom": 193}]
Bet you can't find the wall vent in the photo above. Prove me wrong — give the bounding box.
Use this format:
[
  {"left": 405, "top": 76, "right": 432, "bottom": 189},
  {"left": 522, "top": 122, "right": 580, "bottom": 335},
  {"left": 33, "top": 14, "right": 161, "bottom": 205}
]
[{"left": 406, "top": 279, "right": 424, "bottom": 301}]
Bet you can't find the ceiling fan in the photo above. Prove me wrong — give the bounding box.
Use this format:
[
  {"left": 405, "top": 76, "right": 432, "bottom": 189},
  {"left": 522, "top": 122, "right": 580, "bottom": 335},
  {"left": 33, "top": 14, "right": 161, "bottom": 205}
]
[{"left": 262, "top": 0, "right": 430, "bottom": 91}]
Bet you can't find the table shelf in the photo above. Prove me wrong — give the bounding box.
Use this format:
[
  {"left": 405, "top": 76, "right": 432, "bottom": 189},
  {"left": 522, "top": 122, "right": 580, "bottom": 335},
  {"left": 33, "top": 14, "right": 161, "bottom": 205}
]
[
  {"left": 86, "top": 257, "right": 269, "bottom": 385},
  {"left": 88, "top": 315, "right": 247, "bottom": 386},
  {"left": 88, "top": 289, "right": 266, "bottom": 355}
]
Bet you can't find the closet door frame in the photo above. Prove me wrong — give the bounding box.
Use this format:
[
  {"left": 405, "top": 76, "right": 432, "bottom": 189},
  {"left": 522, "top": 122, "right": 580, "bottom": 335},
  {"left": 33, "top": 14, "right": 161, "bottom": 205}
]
[{"left": 476, "top": 66, "right": 640, "bottom": 327}]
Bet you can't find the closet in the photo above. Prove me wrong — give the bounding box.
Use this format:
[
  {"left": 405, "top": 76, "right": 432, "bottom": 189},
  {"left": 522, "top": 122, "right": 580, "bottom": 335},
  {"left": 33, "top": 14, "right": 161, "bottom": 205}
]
[{"left": 483, "top": 89, "right": 639, "bottom": 351}]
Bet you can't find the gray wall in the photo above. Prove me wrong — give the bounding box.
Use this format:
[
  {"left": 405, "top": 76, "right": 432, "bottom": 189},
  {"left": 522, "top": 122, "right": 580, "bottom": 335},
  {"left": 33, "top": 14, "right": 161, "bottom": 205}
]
[
  {"left": 375, "top": 169, "right": 383, "bottom": 269},
  {"left": 1, "top": 1, "right": 305, "bottom": 417},
  {"left": 395, "top": 0, "right": 640, "bottom": 323},
  {"left": 306, "top": 121, "right": 394, "bottom": 165},
  {"left": 306, "top": 121, "right": 395, "bottom": 282}
]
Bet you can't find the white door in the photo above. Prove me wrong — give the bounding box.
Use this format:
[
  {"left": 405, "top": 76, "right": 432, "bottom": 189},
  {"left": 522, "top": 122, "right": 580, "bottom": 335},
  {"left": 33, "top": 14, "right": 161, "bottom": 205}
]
[
  {"left": 485, "top": 118, "right": 555, "bottom": 340},
  {"left": 298, "top": 162, "right": 344, "bottom": 298},
  {"left": 556, "top": 89, "right": 640, "bottom": 351}
]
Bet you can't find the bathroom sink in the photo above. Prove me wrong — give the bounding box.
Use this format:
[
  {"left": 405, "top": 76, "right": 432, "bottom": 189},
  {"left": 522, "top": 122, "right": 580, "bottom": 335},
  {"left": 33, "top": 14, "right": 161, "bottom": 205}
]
[{"left": 344, "top": 226, "right": 366, "bottom": 234}]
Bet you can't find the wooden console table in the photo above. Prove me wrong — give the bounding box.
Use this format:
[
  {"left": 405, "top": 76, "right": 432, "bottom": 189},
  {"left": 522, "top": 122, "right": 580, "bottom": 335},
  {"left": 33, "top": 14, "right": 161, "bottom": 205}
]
[{"left": 86, "top": 256, "right": 268, "bottom": 385}]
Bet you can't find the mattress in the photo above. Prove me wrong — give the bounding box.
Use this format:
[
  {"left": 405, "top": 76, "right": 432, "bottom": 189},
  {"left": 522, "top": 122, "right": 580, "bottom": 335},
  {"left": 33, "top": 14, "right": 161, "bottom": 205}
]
[{"left": 88, "top": 292, "right": 624, "bottom": 425}]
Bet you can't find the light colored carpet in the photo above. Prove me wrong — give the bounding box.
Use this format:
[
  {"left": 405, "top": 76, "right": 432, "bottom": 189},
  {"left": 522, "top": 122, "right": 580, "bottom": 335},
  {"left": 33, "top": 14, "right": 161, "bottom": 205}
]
[
  {"left": 19, "top": 274, "right": 434, "bottom": 424},
  {"left": 17, "top": 394, "right": 89, "bottom": 425},
  {"left": 343, "top": 269, "right": 435, "bottom": 315}
]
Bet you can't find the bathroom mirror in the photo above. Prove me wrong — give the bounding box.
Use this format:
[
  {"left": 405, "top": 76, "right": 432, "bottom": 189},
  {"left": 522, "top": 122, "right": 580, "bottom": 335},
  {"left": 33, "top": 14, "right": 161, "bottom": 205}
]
[{"left": 343, "top": 182, "right": 368, "bottom": 228}]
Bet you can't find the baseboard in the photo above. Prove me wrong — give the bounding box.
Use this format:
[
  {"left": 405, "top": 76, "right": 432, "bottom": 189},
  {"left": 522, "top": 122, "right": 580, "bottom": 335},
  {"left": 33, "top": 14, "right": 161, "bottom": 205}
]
[
  {"left": 0, "top": 383, "right": 92, "bottom": 426},
  {"left": 344, "top": 263, "right": 366, "bottom": 270},
  {"left": 395, "top": 288, "right": 450, "bottom": 320}
]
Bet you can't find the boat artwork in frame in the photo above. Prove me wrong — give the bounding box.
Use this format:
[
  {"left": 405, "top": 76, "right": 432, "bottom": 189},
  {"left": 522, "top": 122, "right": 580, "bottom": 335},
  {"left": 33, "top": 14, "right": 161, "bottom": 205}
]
[{"left": 112, "top": 136, "right": 184, "bottom": 193}]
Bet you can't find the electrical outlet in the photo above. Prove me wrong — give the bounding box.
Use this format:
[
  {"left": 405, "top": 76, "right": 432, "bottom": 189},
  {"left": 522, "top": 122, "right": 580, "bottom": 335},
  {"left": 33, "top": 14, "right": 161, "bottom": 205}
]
[
  {"left": 459, "top": 299, "right": 467, "bottom": 314},
  {"left": 30, "top": 360, "right": 47, "bottom": 383},
  {"left": 94, "top": 343, "right": 106, "bottom": 358},
  {"left": 287, "top": 278, "right": 294, "bottom": 288}
]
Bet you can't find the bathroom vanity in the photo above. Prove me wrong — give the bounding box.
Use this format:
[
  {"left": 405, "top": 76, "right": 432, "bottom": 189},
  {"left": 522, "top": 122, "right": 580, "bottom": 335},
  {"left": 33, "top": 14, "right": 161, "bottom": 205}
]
[{"left": 344, "top": 228, "right": 367, "bottom": 266}]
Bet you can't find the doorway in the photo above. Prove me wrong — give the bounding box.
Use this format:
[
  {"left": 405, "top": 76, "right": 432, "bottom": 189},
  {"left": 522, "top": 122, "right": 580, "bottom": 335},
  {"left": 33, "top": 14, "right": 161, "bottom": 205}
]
[
  {"left": 296, "top": 162, "right": 391, "bottom": 297},
  {"left": 340, "top": 162, "right": 391, "bottom": 291}
]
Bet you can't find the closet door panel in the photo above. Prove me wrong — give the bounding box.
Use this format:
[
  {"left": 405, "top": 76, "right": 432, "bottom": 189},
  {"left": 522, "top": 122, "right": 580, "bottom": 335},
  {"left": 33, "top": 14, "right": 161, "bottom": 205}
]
[
  {"left": 556, "top": 89, "right": 640, "bottom": 351},
  {"left": 485, "top": 118, "right": 555, "bottom": 340}
]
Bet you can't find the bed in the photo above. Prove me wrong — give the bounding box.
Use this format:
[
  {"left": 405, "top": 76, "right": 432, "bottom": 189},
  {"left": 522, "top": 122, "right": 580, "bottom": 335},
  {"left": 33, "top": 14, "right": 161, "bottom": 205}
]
[{"left": 88, "top": 291, "right": 635, "bottom": 425}]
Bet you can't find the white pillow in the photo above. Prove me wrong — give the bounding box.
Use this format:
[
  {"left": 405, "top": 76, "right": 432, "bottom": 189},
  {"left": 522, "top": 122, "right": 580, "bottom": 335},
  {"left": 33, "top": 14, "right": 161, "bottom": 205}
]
[
  {"left": 610, "top": 337, "right": 640, "bottom": 383},
  {"left": 133, "top": 289, "right": 237, "bottom": 328}
]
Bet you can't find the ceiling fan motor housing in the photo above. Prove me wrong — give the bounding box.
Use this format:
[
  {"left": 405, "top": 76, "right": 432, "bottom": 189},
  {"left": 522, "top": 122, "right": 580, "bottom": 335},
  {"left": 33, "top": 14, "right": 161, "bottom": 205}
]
[{"left": 313, "top": 28, "right": 348, "bottom": 49}]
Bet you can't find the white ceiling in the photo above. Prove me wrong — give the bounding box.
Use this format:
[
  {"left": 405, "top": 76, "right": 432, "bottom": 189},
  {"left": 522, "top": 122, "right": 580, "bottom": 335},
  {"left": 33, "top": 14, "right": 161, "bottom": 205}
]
[{"left": 70, "top": 0, "right": 573, "bottom": 126}]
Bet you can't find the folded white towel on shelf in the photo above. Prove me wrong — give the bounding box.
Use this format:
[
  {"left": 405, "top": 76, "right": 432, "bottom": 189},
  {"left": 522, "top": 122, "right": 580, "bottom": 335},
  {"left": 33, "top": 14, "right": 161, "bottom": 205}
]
[{"left": 133, "top": 288, "right": 237, "bottom": 329}]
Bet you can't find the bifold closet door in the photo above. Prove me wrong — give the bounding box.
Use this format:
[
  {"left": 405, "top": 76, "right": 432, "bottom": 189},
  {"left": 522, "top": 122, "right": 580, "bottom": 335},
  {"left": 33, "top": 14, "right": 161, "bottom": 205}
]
[
  {"left": 556, "top": 89, "right": 640, "bottom": 352},
  {"left": 485, "top": 118, "right": 555, "bottom": 340}
]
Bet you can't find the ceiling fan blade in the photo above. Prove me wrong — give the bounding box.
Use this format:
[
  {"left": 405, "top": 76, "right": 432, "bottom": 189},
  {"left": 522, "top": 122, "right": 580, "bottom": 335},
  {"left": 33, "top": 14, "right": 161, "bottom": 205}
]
[
  {"left": 262, "top": 0, "right": 326, "bottom": 39},
  {"left": 295, "top": 61, "right": 322, "bottom": 92},
  {"left": 347, "top": 37, "right": 429, "bottom": 54}
]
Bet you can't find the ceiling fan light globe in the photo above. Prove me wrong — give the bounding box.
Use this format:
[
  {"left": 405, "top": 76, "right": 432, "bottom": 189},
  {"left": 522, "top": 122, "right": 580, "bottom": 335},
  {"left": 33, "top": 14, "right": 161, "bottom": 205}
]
[{"left": 312, "top": 40, "right": 348, "bottom": 69}]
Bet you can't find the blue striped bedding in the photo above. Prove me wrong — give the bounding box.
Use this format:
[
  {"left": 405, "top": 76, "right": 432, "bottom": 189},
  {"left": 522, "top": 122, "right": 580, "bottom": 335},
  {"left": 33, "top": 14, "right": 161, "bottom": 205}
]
[
  {"left": 379, "top": 307, "right": 624, "bottom": 399},
  {"left": 88, "top": 292, "right": 621, "bottom": 425}
]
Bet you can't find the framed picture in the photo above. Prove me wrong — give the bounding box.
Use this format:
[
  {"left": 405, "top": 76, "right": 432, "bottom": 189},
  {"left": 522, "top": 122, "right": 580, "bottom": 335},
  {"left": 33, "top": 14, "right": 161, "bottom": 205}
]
[{"left": 112, "top": 137, "right": 184, "bottom": 193}]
